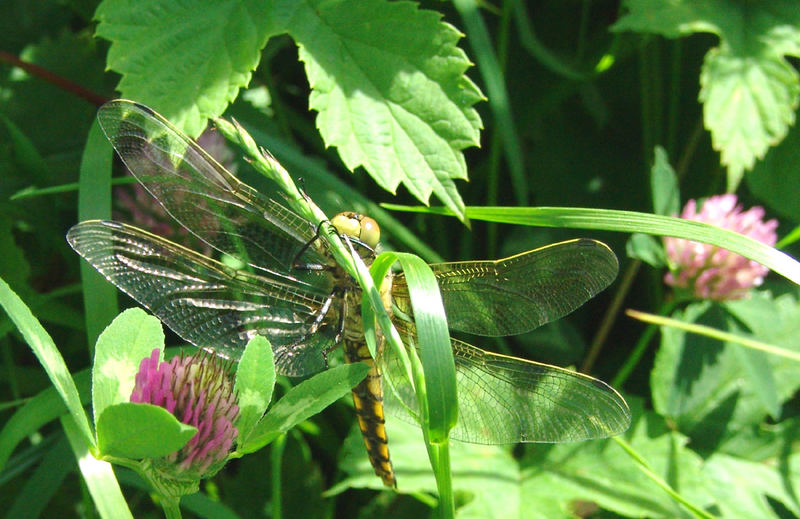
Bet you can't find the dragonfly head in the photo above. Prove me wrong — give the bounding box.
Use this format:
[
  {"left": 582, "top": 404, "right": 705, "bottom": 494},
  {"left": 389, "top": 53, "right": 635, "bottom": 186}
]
[{"left": 331, "top": 212, "right": 380, "bottom": 249}]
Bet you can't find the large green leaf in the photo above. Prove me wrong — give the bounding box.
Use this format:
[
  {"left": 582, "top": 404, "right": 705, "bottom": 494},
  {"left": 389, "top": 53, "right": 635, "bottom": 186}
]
[
  {"left": 94, "top": 0, "right": 481, "bottom": 219},
  {"left": 613, "top": 0, "right": 800, "bottom": 189},
  {"left": 94, "top": 0, "right": 274, "bottom": 136},
  {"left": 286, "top": 0, "right": 482, "bottom": 220},
  {"left": 705, "top": 452, "right": 800, "bottom": 519},
  {"left": 651, "top": 293, "right": 800, "bottom": 451},
  {"left": 520, "top": 408, "right": 712, "bottom": 519},
  {"left": 700, "top": 46, "right": 799, "bottom": 190},
  {"left": 92, "top": 308, "right": 165, "bottom": 430}
]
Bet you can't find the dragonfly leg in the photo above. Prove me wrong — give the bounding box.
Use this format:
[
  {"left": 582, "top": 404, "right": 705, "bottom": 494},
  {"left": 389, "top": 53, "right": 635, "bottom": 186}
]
[
  {"left": 320, "top": 286, "right": 350, "bottom": 368},
  {"left": 291, "top": 219, "right": 338, "bottom": 271},
  {"left": 281, "top": 285, "right": 344, "bottom": 369}
]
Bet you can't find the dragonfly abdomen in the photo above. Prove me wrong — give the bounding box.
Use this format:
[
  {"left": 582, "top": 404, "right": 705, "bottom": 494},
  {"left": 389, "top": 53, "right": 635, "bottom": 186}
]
[
  {"left": 343, "top": 337, "right": 395, "bottom": 487},
  {"left": 340, "top": 269, "right": 396, "bottom": 488}
]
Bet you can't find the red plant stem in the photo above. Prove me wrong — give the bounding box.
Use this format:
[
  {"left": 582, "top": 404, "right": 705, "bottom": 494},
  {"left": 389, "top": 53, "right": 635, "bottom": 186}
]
[{"left": 0, "top": 50, "right": 109, "bottom": 107}]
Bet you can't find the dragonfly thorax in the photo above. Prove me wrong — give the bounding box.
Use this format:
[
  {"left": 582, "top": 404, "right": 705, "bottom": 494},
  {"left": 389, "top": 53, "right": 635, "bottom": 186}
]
[{"left": 331, "top": 212, "right": 380, "bottom": 249}]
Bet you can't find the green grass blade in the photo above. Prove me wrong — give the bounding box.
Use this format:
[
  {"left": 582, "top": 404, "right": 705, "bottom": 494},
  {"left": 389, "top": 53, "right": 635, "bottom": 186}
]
[
  {"left": 392, "top": 253, "right": 457, "bottom": 442},
  {"left": 453, "top": 0, "right": 527, "bottom": 206},
  {"left": 383, "top": 205, "right": 800, "bottom": 286},
  {"left": 11, "top": 177, "right": 136, "bottom": 201},
  {"left": 627, "top": 309, "right": 800, "bottom": 362},
  {"left": 613, "top": 437, "right": 716, "bottom": 519},
  {"left": 6, "top": 437, "right": 72, "bottom": 519},
  {"left": 0, "top": 276, "right": 95, "bottom": 449},
  {"left": 0, "top": 369, "right": 91, "bottom": 470},
  {"left": 61, "top": 415, "right": 133, "bottom": 519},
  {"left": 77, "top": 120, "right": 118, "bottom": 347}
]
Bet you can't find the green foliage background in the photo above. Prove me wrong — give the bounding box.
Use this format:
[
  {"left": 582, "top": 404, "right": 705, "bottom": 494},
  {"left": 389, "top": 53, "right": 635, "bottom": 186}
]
[{"left": 1, "top": 0, "right": 799, "bottom": 518}]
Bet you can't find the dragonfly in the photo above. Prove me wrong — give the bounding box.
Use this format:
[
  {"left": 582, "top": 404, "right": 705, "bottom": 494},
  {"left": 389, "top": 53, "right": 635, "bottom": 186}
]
[{"left": 68, "top": 100, "right": 631, "bottom": 488}]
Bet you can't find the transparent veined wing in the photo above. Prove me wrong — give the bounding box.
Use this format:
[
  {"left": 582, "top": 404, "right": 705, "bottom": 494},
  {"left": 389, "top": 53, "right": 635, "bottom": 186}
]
[
  {"left": 392, "top": 238, "right": 618, "bottom": 337},
  {"left": 67, "top": 220, "right": 336, "bottom": 376},
  {"left": 382, "top": 323, "right": 631, "bottom": 444},
  {"left": 96, "top": 99, "right": 327, "bottom": 281}
]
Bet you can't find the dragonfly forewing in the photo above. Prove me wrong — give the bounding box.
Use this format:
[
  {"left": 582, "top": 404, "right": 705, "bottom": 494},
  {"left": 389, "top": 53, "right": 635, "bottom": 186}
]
[{"left": 97, "top": 100, "right": 327, "bottom": 282}]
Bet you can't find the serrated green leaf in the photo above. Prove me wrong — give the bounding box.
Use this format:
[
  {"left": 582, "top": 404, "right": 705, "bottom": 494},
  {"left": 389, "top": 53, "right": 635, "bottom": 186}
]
[
  {"left": 238, "top": 363, "right": 370, "bottom": 454},
  {"left": 96, "top": 402, "right": 196, "bottom": 459},
  {"left": 92, "top": 308, "right": 165, "bottom": 430},
  {"left": 234, "top": 336, "right": 275, "bottom": 447},
  {"left": 613, "top": 0, "right": 800, "bottom": 190},
  {"left": 746, "top": 113, "right": 800, "bottom": 221},
  {"left": 700, "top": 47, "right": 799, "bottom": 190},
  {"left": 95, "top": 0, "right": 274, "bottom": 136},
  {"left": 286, "top": 0, "right": 482, "bottom": 221}
]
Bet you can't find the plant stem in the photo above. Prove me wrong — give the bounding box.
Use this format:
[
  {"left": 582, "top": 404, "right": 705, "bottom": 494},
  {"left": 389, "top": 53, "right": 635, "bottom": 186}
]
[
  {"left": 430, "top": 442, "right": 454, "bottom": 519},
  {"left": 271, "top": 433, "right": 286, "bottom": 519},
  {"left": 161, "top": 496, "right": 183, "bottom": 519},
  {"left": 613, "top": 437, "right": 716, "bottom": 519},
  {"left": 0, "top": 51, "right": 108, "bottom": 106},
  {"left": 582, "top": 259, "right": 641, "bottom": 374},
  {"left": 611, "top": 300, "right": 677, "bottom": 387}
]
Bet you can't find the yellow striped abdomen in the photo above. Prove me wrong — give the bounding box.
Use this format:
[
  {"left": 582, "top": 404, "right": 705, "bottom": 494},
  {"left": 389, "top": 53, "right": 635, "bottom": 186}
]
[
  {"left": 343, "top": 336, "right": 395, "bottom": 487},
  {"left": 341, "top": 266, "right": 395, "bottom": 487}
]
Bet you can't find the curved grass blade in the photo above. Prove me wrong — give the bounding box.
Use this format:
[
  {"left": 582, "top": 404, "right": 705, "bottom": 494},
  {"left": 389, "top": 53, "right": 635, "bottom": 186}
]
[{"left": 384, "top": 205, "right": 800, "bottom": 286}]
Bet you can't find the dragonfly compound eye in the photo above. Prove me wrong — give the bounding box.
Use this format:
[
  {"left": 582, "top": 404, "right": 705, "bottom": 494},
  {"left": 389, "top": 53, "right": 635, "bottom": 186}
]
[
  {"left": 357, "top": 216, "right": 380, "bottom": 248},
  {"left": 331, "top": 212, "right": 381, "bottom": 248}
]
